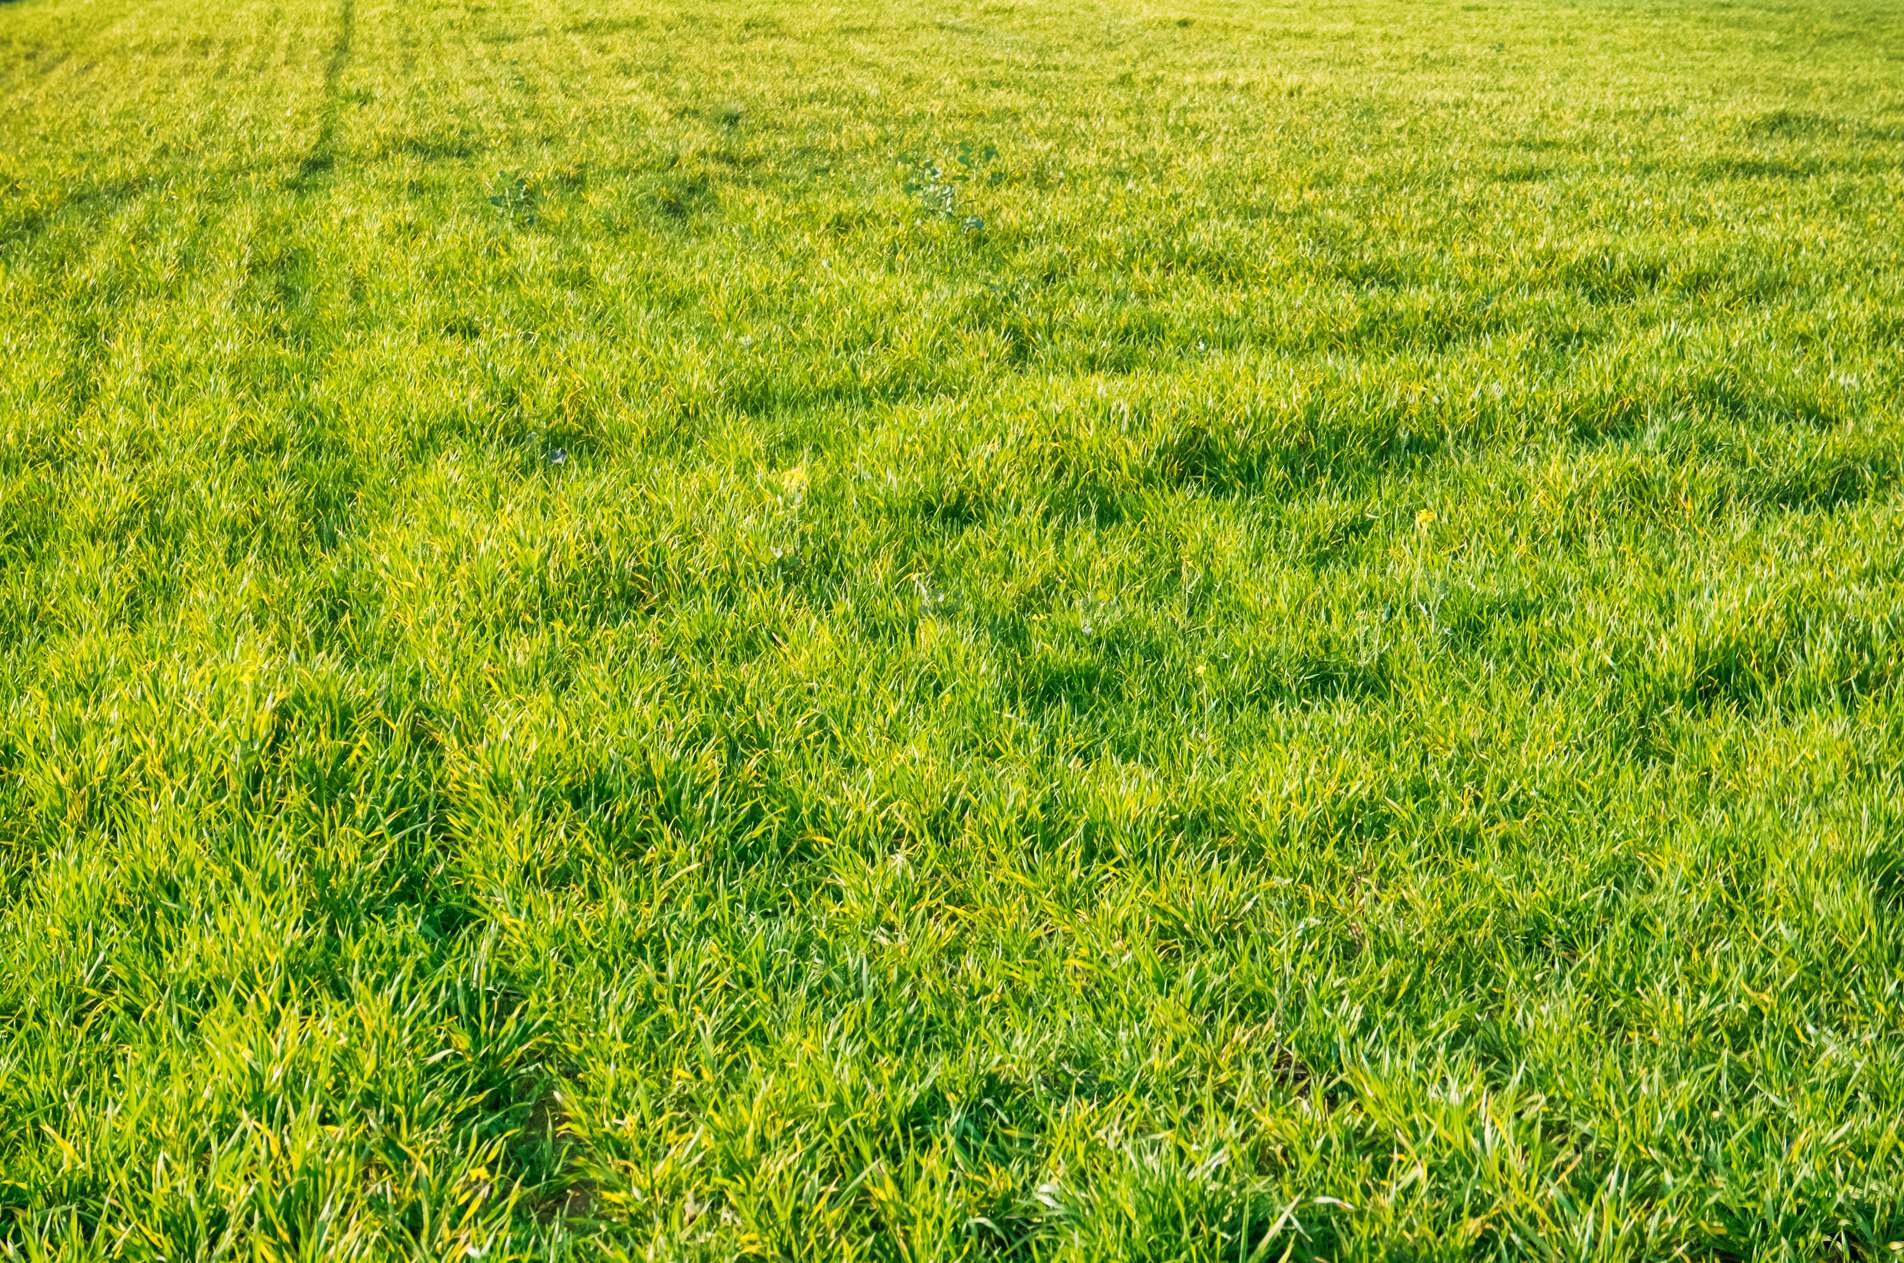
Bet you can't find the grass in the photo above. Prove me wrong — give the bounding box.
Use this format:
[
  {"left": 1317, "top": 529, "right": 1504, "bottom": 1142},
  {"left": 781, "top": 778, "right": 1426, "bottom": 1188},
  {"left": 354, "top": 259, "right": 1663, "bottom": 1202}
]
[{"left": 3, "top": 0, "right": 1904, "bottom": 1254}]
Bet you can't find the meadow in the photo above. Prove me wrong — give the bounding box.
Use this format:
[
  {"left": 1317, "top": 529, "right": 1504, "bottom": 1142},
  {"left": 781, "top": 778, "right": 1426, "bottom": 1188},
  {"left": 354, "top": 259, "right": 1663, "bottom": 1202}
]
[{"left": 3, "top": 0, "right": 1904, "bottom": 1254}]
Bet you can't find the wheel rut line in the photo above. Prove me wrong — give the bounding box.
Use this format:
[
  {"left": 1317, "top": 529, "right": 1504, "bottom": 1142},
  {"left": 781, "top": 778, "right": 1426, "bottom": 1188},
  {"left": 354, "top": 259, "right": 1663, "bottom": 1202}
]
[{"left": 290, "top": 0, "right": 356, "bottom": 189}]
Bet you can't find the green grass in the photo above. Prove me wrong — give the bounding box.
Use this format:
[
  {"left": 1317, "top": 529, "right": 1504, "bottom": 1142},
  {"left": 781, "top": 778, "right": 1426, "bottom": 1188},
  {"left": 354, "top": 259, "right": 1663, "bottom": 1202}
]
[{"left": 3, "top": 0, "right": 1904, "bottom": 1254}]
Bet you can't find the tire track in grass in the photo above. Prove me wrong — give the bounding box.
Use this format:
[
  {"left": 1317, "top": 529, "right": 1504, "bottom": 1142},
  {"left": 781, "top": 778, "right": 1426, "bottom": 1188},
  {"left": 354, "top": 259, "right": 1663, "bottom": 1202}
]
[{"left": 291, "top": 0, "right": 356, "bottom": 188}]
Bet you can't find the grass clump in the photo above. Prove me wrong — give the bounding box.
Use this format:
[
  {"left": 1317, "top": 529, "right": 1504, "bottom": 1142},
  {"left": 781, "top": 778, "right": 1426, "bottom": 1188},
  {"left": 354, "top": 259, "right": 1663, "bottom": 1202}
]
[{"left": 3, "top": 0, "right": 1904, "bottom": 1256}]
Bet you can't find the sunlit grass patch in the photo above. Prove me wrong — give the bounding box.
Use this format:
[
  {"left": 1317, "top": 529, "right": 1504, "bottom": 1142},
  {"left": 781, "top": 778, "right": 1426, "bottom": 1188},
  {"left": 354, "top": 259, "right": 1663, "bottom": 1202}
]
[{"left": 3, "top": 0, "right": 1904, "bottom": 1255}]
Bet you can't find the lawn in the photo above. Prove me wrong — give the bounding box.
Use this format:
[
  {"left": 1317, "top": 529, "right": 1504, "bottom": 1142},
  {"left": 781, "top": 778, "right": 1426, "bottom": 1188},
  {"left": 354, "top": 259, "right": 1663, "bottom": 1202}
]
[{"left": 3, "top": 0, "right": 1904, "bottom": 1255}]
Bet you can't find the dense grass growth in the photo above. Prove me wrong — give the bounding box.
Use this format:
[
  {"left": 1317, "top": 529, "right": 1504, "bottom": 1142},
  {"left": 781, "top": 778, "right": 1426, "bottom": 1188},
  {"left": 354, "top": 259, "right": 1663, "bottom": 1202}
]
[{"left": 4, "top": 0, "right": 1904, "bottom": 1254}]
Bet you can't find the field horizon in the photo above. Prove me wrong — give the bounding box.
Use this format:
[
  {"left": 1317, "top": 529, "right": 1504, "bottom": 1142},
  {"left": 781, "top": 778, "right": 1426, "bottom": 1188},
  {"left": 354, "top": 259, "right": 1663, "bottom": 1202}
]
[{"left": 4, "top": 0, "right": 1904, "bottom": 1256}]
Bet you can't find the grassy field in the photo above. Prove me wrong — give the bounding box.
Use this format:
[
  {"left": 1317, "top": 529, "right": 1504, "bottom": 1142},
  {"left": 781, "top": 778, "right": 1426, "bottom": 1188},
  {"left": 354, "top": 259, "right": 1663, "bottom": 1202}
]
[{"left": 4, "top": 0, "right": 1904, "bottom": 1255}]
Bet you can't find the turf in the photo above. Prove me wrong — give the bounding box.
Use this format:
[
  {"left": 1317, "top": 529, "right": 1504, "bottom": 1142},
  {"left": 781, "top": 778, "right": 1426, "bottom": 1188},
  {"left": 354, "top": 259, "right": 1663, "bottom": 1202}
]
[{"left": 3, "top": 0, "right": 1904, "bottom": 1255}]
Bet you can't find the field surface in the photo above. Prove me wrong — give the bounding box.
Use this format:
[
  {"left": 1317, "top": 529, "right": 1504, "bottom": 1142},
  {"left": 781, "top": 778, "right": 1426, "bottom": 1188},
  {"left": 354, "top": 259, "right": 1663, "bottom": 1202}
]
[{"left": 4, "top": 0, "right": 1904, "bottom": 1255}]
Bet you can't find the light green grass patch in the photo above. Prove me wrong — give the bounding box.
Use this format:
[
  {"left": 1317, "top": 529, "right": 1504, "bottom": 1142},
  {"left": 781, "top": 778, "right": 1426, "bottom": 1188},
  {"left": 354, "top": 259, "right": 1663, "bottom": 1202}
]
[{"left": 3, "top": 0, "right": 1904, "bottom": 1255}]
